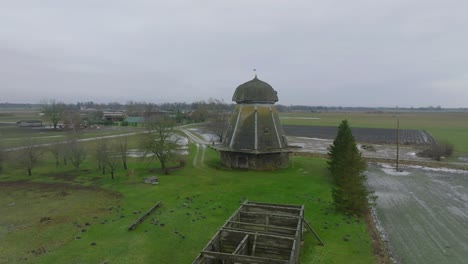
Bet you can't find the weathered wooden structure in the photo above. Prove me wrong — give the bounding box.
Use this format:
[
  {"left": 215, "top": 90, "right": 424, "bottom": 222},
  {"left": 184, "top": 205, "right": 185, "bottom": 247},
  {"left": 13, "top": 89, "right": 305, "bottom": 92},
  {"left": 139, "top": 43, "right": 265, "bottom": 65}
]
[
  {"left": 193, "top": 201, "right": 322, "bottom": 264},
  {"left": 214, "top": 76, "right": 289, "bottom": 170}
]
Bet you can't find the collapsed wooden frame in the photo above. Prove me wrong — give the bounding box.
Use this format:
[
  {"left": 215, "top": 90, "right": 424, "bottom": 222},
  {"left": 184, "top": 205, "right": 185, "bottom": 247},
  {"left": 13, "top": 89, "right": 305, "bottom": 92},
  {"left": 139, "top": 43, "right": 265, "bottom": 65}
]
[{"left": 193, "top": 201, "right": 323, "bottom": 264}]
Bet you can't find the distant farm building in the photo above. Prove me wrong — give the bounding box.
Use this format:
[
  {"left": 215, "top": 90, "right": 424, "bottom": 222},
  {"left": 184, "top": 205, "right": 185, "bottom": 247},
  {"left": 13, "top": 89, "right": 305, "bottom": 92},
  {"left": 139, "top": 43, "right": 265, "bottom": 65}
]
[
  {"left": 16, "top": 120, "right": 42, "bottom": 127},
  {"left": 214, "top": 76, "right": 289, "bottom": 169},
  {"left": 102, "top": 110, "right": 126, "bottom": 121},
  {"left": 193, "top": 201, "right": 321, "bottom": 264}
]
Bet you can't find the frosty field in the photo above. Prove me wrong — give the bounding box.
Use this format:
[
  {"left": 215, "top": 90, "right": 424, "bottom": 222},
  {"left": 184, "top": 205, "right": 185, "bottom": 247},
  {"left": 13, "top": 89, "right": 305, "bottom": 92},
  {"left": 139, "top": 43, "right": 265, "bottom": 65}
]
[{"left": 366, "top": 164, "right": 468, "bottom": 264}]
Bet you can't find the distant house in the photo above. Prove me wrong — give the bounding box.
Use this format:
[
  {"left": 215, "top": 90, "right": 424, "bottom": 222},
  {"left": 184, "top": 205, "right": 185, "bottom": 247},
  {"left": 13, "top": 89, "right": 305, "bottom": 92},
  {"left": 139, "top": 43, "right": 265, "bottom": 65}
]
[
  {"left": 17, "top": 120, "right": 43, "bottom": 127},
  {"left": 102, "top": 111, "right": 126, "bottom": 121}
]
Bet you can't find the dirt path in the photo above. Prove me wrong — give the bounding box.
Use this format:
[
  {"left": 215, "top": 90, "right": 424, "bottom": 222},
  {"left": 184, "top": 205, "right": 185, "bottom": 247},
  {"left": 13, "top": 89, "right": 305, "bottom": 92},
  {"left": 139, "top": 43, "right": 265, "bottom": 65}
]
[
  {"left": 367, "top": 165, "right": 468, "bottom": 264},
  {"left": 178, "top": 129, "right": 208, "bottom": 168},
  {"left": 193, "top": 144, "right": 200, "bottom": 167}
]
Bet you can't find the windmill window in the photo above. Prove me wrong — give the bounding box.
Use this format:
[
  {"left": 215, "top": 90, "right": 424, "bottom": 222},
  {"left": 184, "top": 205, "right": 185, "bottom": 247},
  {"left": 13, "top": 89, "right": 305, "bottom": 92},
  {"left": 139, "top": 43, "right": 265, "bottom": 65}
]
[{"left": 264, "top": 127, "right": 270, "bottom": 134}]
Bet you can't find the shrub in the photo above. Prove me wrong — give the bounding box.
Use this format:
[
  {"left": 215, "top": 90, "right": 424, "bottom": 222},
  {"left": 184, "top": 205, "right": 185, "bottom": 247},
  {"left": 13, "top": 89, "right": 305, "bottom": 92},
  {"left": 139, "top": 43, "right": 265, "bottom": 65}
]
[{"left": 417, "top": 141, "right": 454, "bottom": 161}]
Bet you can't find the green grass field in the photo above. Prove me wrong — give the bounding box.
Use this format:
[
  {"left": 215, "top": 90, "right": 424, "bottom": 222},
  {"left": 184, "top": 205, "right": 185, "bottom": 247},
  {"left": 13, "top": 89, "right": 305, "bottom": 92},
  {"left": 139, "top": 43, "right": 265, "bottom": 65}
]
[
  {"left": 0, "top": 142, "right": 375, "bottom": 264},
  {"left": 0, "top": 124, "right": 143, "bottom": 149},
  {"left": 0, "top": 111, "right": 41, "bottom": 123},
  {"left": 280, "top": 111, "right": 468, "bottom": 155}
]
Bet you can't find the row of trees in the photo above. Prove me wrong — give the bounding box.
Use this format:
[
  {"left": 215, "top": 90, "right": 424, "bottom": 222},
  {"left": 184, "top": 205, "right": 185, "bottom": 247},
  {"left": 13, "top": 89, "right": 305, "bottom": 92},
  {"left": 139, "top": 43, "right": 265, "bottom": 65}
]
[
  {"left": 4, "top": 99, "right": 228, "bottom": 177},
  {"left": 0, "top": 136, "right": 129, "bottom": 178},
  {"left": 40, "top": 98, "right": 232, "bottom": 131},
  {"left": 328, "top": 120, "right": 371, "bottom": 216},
  {"left": 41, "top": 100, "right": 105, "bottom": 130},
  {"left": 2, "top": 117, "right": 183, "bottom": 177}
]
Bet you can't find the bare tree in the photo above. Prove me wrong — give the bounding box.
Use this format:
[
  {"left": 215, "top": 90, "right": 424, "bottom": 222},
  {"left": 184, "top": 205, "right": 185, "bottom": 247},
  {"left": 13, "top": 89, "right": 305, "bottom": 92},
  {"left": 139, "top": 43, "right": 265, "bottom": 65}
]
[
  {"left": 63, "top": 110, "right": 82, "bottom": 132},
  {"left": 205, "top": 99, "right": 230, "bottom": 143},
  {"left": 95, "top": 139, "right": 108, "bottom": 174},
  {"left": 48, "top": 143, "right": 65, "bottom": 167},
  {"left": 117, "top": 136, "right": 129, "bottom": 170},
  {"left": 68, "top": 139, "right": 87, "bottom": 169},
  {"left": 41, "top": 99, "right": 65, "bottom": 130},
  {"left": 17, "top": 140, "right": 42, "bottom": 176},
  {"left": 106, "top": 140, "right": 120, "bottom": 179},
  {"left": 142, "top": 117, "right": 179, "bottom": 174}
]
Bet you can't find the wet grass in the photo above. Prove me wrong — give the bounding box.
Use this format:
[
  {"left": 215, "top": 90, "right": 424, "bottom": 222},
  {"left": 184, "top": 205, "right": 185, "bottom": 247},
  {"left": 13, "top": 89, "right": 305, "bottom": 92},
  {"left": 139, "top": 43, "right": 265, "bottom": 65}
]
[{"left": 0, "top": 146, "right": 375, "bottom": 264}]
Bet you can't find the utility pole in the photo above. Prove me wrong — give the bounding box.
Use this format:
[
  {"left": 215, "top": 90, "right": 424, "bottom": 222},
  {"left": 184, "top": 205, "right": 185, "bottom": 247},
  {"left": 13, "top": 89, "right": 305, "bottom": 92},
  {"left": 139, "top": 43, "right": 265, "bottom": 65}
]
[{"left": 396, "top": 118, "right": 400, "bottom": 171}]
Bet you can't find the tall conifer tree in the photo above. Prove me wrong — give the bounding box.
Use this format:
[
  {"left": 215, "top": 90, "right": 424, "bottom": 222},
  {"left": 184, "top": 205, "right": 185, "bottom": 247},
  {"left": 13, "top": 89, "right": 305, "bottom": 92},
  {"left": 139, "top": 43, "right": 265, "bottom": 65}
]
[{"left": 328, "top": 120, "right": 369, "bottom": 216}]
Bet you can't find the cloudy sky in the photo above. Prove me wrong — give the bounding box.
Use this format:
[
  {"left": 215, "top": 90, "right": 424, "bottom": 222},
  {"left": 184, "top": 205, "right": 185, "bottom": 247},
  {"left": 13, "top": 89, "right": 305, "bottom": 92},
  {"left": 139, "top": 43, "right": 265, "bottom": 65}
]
[{"left": 1, "top": 0, "right": 467, "bottom": 107}]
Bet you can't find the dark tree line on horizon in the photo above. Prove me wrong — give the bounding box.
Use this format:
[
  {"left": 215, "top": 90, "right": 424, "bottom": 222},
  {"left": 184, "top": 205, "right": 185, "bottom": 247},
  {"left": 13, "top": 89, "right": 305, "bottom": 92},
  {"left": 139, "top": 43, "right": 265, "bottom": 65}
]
[{"left": 2, "top": 101, "right": 466, "bottom": 113}]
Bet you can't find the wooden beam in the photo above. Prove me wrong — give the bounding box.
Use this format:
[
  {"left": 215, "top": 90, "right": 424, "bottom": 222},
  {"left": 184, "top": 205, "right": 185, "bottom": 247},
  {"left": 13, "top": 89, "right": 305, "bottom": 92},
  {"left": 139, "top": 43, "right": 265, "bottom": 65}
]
[
  {"left": 222, "top": 226, "right": 297, "bottom": 239},
  {"left": 239, "top": 211, "right": 302, "bottom": 219},
  {"left": 220, "top": 227, "right": 296, "bottom": 241},
  {"left": 302, "top": 218, "right": 325, "bottom": 246},
  {"left": 245, "top": 201, "right": 303, "bottom": 209},
  {"left": 128, "top": 201, "right": 161, "bottom": 231},
  {"left": 232, "top": 234, "right": 249, "bottom": 255},
  {"left": 251, "top": 233, "right": 258, "bottom": 256},
  {"left": 243, "top": 203, "right": 303, "bottom": 212},
  {"left": 228, "top": 220, "right": 298, "bottom": 233},
  {"left": 201, "top": 251, "right": 289, "bottom": 264}
]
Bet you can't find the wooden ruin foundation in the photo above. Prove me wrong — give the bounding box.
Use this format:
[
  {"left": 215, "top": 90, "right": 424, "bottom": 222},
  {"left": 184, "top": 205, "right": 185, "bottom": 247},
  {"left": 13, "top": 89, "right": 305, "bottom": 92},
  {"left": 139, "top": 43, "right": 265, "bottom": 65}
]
[{"left": 193, "top": 201, "right": 321, "bottom": 264}]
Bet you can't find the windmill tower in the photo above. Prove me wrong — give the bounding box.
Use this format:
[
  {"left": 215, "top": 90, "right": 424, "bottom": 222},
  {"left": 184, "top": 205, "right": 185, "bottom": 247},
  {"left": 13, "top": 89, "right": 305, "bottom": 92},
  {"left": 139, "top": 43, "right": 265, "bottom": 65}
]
[{"left": 214, "top": 76, "right": 289, "bottom": 169}]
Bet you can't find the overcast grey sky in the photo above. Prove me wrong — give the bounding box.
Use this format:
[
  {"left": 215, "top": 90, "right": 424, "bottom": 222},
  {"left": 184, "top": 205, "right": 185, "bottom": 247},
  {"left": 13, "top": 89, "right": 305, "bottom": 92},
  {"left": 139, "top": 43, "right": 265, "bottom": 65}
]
[{"left": 1, "top": 0, "right": 467, "bottom": 107}]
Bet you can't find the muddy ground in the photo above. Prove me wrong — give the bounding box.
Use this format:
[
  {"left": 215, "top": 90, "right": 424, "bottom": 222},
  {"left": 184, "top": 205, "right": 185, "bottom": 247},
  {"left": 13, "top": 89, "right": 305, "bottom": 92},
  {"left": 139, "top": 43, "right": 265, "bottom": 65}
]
[{"left": 287, "top": 136, "right": 429, "bottom": 162}]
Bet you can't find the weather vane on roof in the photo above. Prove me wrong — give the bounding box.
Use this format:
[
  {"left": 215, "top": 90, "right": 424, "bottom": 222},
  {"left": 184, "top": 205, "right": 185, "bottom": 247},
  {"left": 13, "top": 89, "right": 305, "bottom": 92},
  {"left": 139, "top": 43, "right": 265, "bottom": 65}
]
[{"left": 253, "top": 68, "right": 257, "bottom": 78}]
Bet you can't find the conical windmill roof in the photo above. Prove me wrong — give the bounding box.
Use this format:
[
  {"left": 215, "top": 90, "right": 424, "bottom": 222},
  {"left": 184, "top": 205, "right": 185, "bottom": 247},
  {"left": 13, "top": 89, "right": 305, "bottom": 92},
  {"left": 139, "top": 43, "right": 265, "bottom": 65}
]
[{"left": 232, "top": 76, "right": 278, "bottom": 104}]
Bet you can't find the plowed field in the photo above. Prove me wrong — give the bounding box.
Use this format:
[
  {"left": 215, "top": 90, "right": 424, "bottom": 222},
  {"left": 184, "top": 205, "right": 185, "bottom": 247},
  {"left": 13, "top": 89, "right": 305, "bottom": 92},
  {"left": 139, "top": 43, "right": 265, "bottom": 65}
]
[{"left": 284, "top": 125, "right": 436, "bottom": 145}]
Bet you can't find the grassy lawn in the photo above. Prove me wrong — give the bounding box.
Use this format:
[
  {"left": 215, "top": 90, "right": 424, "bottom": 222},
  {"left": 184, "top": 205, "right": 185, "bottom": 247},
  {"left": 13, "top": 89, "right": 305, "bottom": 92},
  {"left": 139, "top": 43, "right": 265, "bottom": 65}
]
[
  {"left": 0, "top": 111, "right": 41, "bottom": 123},
  {"left": 280, "top": 111, "right": 468, "bottom": 155},
  {"left": 0, "top": 144, "right": 375, "bottom": 264}
]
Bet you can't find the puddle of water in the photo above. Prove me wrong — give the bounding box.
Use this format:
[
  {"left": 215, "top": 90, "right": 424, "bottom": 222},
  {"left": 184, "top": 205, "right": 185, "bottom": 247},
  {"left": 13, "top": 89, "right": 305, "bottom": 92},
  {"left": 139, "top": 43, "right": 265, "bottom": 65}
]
[{"left": 126, "top": 134, "right": 189, "bottom": 157}]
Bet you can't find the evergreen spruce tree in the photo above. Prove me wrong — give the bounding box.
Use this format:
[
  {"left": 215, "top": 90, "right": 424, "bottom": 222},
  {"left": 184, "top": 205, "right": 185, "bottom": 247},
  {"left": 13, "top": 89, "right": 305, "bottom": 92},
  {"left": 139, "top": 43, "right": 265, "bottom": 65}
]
[{"left": 328, "top": 120, "right": 369, "bottom": 216}]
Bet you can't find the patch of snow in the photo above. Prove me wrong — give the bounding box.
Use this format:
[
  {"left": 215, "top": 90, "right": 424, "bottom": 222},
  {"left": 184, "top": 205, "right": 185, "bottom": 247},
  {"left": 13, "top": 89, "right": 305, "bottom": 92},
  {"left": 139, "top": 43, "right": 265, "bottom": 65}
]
[
  {"left": 381, "top": 167, "right": 411, "bottom": 176},
  {"left": 447, "top": 206, "right": 468, "bottom": 219},
  {"left": 170, "top": 134, "right": 188, "bottom": 146},
  {"left": 280, "top": 117, "right": 321, "bottom": 120},
  {"left": 127, "top": 150, "right": 147, "bottom": 158},
  {"left": 408, "top": 165, "right": 468, "bottom": 175},
  {"left": 296, "top": 137, "right": 330, "bottom": 141},
  {"left": 200, "top": 133, "right": 218, "bottom": 142},
  {"left": 380, "top": 164, "right": 411, "bottom": 176}
]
